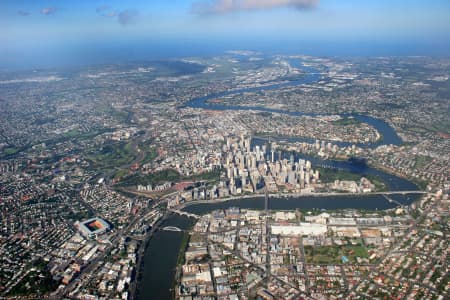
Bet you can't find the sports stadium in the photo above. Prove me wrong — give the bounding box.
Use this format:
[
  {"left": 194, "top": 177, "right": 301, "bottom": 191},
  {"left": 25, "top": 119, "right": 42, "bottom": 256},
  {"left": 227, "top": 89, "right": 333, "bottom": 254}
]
[{"left": 75, "top": 217, "right": 110, "bottom": 238}]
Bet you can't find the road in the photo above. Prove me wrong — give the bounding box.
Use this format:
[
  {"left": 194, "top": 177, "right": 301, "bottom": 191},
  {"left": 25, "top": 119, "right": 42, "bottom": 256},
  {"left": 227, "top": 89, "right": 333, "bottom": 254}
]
[
  {"left": 264, "top": 186, "right": 270, "bottom": 280},
  {"left": 57, "top": 202, "right": 169, "bottom": 299},
  {"left": 348, "top": 196, "right": 446, "bottom": 298},
  {"left": 103, "top": 140, "right": 145, "bottom": 182}
]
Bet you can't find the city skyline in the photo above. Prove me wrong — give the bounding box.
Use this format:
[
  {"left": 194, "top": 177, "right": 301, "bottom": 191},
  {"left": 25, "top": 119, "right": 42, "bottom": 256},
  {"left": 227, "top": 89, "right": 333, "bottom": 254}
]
[{"left": 0, "top": 1, "right": 449, "bottom": 299}]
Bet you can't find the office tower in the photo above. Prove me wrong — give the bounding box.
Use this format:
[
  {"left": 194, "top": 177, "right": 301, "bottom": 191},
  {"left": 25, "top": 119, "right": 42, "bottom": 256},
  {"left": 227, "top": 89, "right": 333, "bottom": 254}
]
[{"left": 306, "top": 160, "right": 311, "bottom": 170}]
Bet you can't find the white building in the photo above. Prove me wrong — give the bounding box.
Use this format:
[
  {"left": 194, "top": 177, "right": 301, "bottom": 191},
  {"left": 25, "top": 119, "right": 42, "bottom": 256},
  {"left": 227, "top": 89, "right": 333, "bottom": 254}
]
[{"left": 271, "top": 223, "right": 327, "bottom": 236}]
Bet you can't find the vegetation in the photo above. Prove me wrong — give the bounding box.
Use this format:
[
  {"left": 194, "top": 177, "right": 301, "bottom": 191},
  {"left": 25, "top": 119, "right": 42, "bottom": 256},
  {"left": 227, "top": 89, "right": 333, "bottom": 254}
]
[
  {"left": 177, "top": 233, "right": 190, "bottom": 266},
  {"left": 120, "top": 169, "right": 182, "bottom": 186},
  {"left": 7, "top": 259, "right": 59, "bottom": 297},
  {"left": 428, "top": 119, "right": 450, "bottom": 134},
  {"left": 317, "top": 167, "right": 361, "bottom": 182},
  {"left": 63, "top": 128, "right": 83, "bottom": 138},
  {"left": 316, "top": 166, "right": 388, "bottom": 191},
  {"left": 141, "top": 147, "right": 158, "bottom": 165},
  {"left": 377, "top": 102, "right": 407, "bottom": 109},
  {"left": 332, "top": 117, "right": 362, "bottom": 126},
  {"left": 304, "top": 245, "right": 369, "bottom": 264},
  {"left": 86, "top": 141, "right": 137, "bottom": 168},
  {"left": 110, "top": 108, "right": 131, "bottom": 123},
  {"left": 2, "top": 147, "right": 19, "bottom": 156},
  {"left": 256, "top": 112, "right": 273, "bottom": 117},
  {"left": 113, "top": 169, "right": 130, "bottom": 180},
  {"left": 368, "top": 175, "right": 388, "bottom": 192},
  {"left": 413, "top": 178, "right": 429, "bottom": 190},
  {"left": 189, "top": 168, "right": 222, "bottom": 182},
  {"left": 414, "top": 155, "right": 433, "bottom": 169},
  {"left": 62, "top": 128, "right": 112, "bottom": 140},
  {"left": 66, "top": 210, "right": 92, "bottom": 221},
  {"left": 119, "top": 168, "right": 222, "bottom": 187}
]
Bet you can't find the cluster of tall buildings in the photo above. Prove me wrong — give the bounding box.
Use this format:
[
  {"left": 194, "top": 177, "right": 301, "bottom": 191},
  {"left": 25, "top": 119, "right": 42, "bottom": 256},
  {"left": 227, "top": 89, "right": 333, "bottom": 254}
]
[
  {"left": 268, "top": 157, "right": 319, "bottom": 188},
  {"left": 223, "top": 135, "right": 265, "bottom": 195},
  {"left": 171, "top": 135, "right": 320, "bottom": 204},
  {"left": 223, "top": 135, "right": 319, "bottom": 194}
]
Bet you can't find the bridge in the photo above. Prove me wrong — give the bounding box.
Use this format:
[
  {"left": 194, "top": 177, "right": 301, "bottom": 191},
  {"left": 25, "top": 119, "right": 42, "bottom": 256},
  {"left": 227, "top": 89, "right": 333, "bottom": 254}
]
[
  {"left": 378, "top": 191, "right": 426, "bottom": 195},
  {"left": 272, "top": 191, "right": 427, "bottom": 197},
  {"left": 382, "top": 194, "right": 404, "bottom": 207},
  {"left": 173, "top": 190, "right": 426, "bottom": 208},
  {"left": 169, "top": 191, "right": 426, "bottom": 213},
  {"left": 162, "top": 226, "right": 182, "bottom": 232},
  {"left": 169, "top": 209, "right": 200, "bottom": 219}
]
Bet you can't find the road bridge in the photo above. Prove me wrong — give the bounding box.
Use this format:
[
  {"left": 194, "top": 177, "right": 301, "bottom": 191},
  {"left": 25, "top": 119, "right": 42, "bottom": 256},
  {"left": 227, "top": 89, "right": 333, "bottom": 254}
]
[
  {"left": 169, "top": 209, "right": 200, "bottom": 219},
  {"left": 162, "top": 226, "right": 182, "bottom": 232},
  {"left": 174, "top": 190, "right": 426, "bottom": 209},
  {"left": 382, "top": 194, "right": 404, "bottom": 207}
]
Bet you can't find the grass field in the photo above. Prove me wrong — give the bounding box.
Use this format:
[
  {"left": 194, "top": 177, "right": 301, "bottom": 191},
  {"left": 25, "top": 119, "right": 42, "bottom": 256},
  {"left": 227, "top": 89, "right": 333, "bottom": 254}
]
[
  {"left": 86, "top": 141, "right": 137, "bottom": 168},
  {"left": 332, "top": 117, "right": 362, "bottom": 126},
  {"left": 304, "top": 245, "right": 369, "bottom": 264},
  {"left": 141, "top": 147, "right": 158, "bottom": 165},
  {"left": 3, "top": 147, "right": 19, "bottom": 156},
  {"left": 317, "top": 167, "right": 361, "bottom": 182}
]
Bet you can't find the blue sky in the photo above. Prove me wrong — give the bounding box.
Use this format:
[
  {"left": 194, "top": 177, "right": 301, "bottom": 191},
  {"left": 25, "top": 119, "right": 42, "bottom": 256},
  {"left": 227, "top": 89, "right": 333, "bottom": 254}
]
[{"left": 1, "top": 0, "right": 450, "bottom": 69}]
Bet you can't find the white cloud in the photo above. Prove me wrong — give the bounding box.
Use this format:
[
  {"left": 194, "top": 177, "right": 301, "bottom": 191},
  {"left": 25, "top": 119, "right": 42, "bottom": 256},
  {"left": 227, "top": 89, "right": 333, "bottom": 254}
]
[
  {"left": 193, "top": 0, "right": 319, "bottom": 14},
  {"left": 41, "top": 7, "right": 57, "bottom": 15}
]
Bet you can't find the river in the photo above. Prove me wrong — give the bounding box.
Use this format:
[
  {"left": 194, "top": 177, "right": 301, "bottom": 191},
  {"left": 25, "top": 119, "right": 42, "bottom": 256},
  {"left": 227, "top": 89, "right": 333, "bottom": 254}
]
[
  {"left": 137, "top": 191, "right": 420, "bottom": 299},
  {"left": 185, "top": 59, "right": 402, "bottom": 148},
  {"left": 136, "top": 58, "right": 417, "bottom": 299},
  {"left": 136, "top": 215, "right": 195, "bottom": 300}
]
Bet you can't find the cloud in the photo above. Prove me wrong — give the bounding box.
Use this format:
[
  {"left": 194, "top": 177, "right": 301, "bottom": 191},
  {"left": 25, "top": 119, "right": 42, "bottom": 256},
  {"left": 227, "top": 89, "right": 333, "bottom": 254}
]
[
  {"left": 96, "top": 6, "right": 138, "bottom": 26},
  {"left": 17, "top": 10, "right": 30, "bottom": 16},
  {"left": 96, "top": 5, "right": 117, "bottom": 18},
  {"left": 192, "top": 0, "right": 319, "bottom": 14},
  {"left": 118, "top": 10, "right": 139, "bottom": 26},
  {"left": 40, "top": 7, "right": 57, "bottom": 15}
]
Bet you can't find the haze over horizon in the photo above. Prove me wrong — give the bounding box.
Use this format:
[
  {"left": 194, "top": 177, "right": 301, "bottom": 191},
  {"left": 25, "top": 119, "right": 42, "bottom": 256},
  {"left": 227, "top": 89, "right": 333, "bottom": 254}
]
[{"left": 2, "top": 0, "right": 450, "bottom": 70}]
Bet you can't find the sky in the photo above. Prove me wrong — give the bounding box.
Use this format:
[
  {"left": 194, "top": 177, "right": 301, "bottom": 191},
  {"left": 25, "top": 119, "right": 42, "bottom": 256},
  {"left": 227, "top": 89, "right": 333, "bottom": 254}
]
[{"left": 1, "top": 0, "right": 450, "bottom": 69}]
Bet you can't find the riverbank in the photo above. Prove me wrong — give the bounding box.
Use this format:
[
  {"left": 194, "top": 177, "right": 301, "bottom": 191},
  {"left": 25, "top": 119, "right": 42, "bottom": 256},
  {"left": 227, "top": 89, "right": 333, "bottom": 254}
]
[
  {"left": 131, "top": 214, "right": 166, "bottom": 300},
  {"left": 185, "top": 59, "right": 403, "bottom": 149},
  {"left": 368, "top": 161, "right": 429, "bottom": 191},
  {"left": 176, "top": 189, "right": 425, "bottom": 210},
  {"left": 135, "top": 58, "right": 420, "bottom": 299},
  {"left": 135, "top": 215, "right": 195, "bottom": 300}
]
